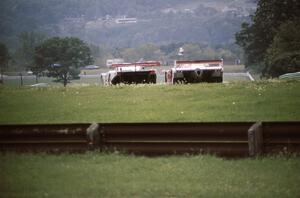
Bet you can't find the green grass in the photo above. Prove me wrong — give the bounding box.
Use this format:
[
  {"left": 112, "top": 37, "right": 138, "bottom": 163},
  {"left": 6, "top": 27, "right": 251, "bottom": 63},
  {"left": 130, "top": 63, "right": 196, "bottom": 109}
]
[
  {"left": 1, "top": 81, "right": 299, "bottom": 197},
  {"left": 0, "top": 80, "right": 300, "bottom": 124},
  {"left": 0, "top": 153, "right": 300, "bottom": 197}
]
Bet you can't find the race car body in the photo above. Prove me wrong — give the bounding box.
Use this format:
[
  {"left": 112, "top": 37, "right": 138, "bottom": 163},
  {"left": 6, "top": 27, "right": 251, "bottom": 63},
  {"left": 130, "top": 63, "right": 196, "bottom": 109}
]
[
  {"left": 165, "top": 59, "right": 223, "bottom": 84},
  {"left": 101, "top": 61, "right": 160, "bottom": 85}
]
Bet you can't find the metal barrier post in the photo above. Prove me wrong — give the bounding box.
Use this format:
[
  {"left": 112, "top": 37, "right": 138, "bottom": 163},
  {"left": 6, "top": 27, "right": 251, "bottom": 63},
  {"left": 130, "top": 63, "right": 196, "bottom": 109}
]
[
  {"left": 248, "top": 122, "right": 263, "bottom": 156},
  {"left": 87, "top": 123, "right": 100, "bottom": 150}
]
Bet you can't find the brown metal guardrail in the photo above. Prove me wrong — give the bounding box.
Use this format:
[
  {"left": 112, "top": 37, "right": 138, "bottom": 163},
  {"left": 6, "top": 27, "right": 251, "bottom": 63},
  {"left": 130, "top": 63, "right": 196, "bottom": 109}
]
[
  {"left": 248, "top": 122, "right": 300, "bottom": 156},
  {"left": 0, "top": 124, "right": 90, "bottom": 152},
  {"left": 95, "top": 122, "right": 251, "bottom": 157},
  {"left": 0, "top": 122, "right": 300, "bottom": 157}
]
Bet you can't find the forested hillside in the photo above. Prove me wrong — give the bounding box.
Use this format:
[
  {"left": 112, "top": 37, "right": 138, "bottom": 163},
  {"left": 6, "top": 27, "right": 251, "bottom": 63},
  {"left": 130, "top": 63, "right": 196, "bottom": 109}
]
[{"left": 0, "top": 0, "right": 255, "bottom": 48}]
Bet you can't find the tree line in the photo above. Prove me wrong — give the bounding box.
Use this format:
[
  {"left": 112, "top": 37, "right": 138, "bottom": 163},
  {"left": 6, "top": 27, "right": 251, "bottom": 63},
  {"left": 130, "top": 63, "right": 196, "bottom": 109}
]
[
  {"left": 1, "top": 30, "right": 243, "bottom": 70},
  {"left": 90, "top": 42, "right": 242, "bottom": 66},
  {"left": 0, "top": 36, "right": 93, "bottom": 87},
  {"left": 0, "top": 33, "right": 241, "bottom": 87},
  {"left": 1, "top": 0, "right": 299, "bottom": 86},
  {"left": 235, "top": 0, "right": 300, "bottom": 77}
]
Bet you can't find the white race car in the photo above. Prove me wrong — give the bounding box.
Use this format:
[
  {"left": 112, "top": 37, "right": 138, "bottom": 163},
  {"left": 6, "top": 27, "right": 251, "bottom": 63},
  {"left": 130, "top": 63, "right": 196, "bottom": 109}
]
[
  {"left": 101, "top": 61, "right": 160, "bottom": 85},
  {"left": 165, "top": 59, "right": 223, "bottom": 84}
]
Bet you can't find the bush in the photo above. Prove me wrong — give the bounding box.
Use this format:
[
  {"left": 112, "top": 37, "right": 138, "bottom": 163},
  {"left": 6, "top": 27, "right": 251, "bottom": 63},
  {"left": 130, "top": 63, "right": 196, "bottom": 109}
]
[{"left": 264, "top": 20, "right": 300, "bottom": 77}]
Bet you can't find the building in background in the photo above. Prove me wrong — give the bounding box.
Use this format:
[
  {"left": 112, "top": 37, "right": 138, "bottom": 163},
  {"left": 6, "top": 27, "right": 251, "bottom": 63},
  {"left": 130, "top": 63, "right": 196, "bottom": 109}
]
[{"left": 106, "top": 58, "right": 124, "bottom": 68}]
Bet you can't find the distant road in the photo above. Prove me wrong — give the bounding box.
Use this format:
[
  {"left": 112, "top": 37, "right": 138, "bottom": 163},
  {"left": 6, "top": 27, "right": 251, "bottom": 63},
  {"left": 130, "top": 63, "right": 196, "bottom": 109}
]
[
  {"left": 3, "top": 75, "right": 36, "bottom": 80},
  {"left": 3, "top": 71, "right": 254, "bottom": 86},
  {"left": 224, "top": 72, "right": 255, "bottom": 81},
  {"left": 3, "top": 72, "right": 254, "bottom": 81},
  {"left": 79, "top": 74, "right": 101, "bottom": 78}
]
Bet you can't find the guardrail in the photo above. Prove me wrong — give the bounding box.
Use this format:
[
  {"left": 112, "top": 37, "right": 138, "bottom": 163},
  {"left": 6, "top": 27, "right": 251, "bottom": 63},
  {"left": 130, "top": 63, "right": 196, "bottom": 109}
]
[
  {"left": 0, "top": 124, "right": 90, "bottom": 152},
  {"left": 0, "top": 122, "right": 299, "bottom": 157}
]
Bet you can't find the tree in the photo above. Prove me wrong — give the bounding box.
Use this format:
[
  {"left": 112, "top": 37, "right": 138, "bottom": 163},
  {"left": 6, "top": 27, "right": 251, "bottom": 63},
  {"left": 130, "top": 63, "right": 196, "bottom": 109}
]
[
  {"left": 35, "top": 37, "right": 93, "bottom": 87},
  {"left": 137, "top": 44, "right": 164, "bottom": 61},
  {"left": 235, "top": 0, "right": 300, "bottom": 75},
  {"left": 264, "top": 20, "right": 300, "bottom": 76},
  {"left": 0, "top": 42, "right": 9, "bottom": 84},
  {"left": 181, "top": 44, "right": 203, "bottom": 60},
  {"left": 120, "top": 48, "right": 140, "bottom": 62}
]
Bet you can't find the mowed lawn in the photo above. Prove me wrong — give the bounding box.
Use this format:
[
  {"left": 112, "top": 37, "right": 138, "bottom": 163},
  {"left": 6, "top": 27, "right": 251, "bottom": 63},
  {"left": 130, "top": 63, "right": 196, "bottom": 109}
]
[
  {"left": 1, "top": 153, "right": 300, "bottom": 197},
  {"left": 1, "top": 81, "right": 300, "bottom": 197},
  {"left": 0, "top": 80, "right": 300, "bottom": 124}
]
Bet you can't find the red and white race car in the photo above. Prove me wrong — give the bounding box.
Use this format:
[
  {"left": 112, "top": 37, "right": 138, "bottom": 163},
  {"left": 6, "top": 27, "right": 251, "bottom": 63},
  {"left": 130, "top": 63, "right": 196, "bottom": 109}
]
[
  {"left": 101, "top": 61, "right": 160, "bottom": 85},
  {"left": 164, "top": 59, "right": 223, "bottom": 84}
]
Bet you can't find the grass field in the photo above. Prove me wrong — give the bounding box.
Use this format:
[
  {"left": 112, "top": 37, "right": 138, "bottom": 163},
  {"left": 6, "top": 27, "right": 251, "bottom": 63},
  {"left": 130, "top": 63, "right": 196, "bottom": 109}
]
[
  {"left": 0, "top": 80, "right": 300, "bottom": 124},
  {"left": 1, "top": 153, "right": 300, "bottom": 197},
  {"left": 1, "top": 80, "right": 300, "bottom": 197}
]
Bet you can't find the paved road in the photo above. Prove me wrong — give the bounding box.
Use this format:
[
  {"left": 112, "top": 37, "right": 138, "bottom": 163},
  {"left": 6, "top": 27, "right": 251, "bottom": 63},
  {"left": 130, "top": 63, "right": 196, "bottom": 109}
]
[{"left": 3, "top": 72, "right": 254, "bottom": 86}]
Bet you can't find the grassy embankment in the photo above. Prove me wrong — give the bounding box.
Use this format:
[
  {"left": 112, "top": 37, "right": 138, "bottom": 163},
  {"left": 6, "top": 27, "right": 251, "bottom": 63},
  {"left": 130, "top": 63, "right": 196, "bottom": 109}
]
[
  {"left": 0, "top": 80, "right": 299, "bottom": 124},
  {"left": 1, "top": 153, "right": 300, "bottom": 197}
]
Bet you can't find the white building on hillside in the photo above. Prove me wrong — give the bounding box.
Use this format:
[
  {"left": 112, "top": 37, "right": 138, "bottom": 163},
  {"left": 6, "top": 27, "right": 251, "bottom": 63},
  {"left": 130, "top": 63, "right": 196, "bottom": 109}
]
[{"left": 115, "top": 16, "right": 137, "bottom": 24}]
